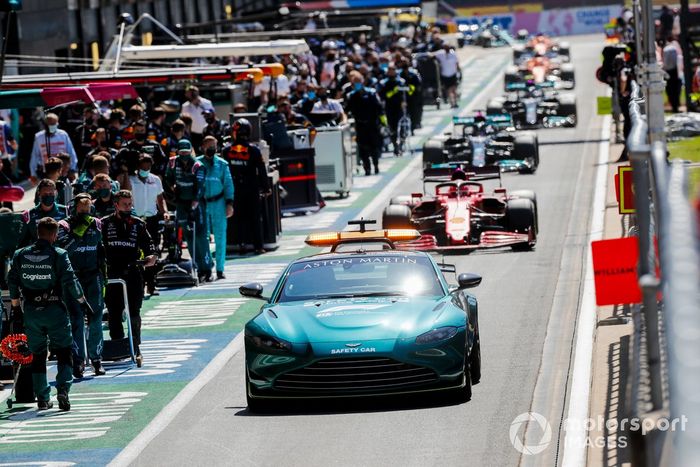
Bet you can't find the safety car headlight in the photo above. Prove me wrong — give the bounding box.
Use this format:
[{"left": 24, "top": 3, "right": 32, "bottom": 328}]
[
  {"left": 415, "top": 326, "right": 459, "bottom": 345},
  {"left": 246, "top": 330, "right": 292, "bottom": 352}
]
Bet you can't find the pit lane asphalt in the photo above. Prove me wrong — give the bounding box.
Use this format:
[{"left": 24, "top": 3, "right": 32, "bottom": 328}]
[{"left": 132, "top": 35, "right": 607, "bottom": 467}]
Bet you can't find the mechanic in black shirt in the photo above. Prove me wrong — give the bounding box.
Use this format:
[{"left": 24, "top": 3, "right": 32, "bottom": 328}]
[
  {"left": 126, "top": 120, "right": 167, "bottom": 177},
  {"left": 224, "top": 118, "right": 270, "bottom": 254},
  {"left": 345, "top": 71, "right": 386, "bottom": 175},
  {"left": 102, "top": 190, "right": 156, "bottom": 366}
]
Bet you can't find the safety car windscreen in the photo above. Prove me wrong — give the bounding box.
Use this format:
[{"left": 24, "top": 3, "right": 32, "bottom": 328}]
[{"left": 277, "top": 256, "right": 444, "bottom": 302}]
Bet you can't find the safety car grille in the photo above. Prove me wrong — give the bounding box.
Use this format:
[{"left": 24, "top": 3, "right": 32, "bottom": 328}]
[{"left": 274, "top": 357, "right": 438, "bottom": 392}]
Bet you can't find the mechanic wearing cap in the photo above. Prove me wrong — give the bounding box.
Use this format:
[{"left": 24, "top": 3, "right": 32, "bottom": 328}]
[
  {"left": 130, "top": 154, "right": 169, "bottom": 294},
  {"left": 202, "top": 109, "right": 230, "bottom": 142},
  {"left": 224, "top": 119, "right": 270, "bottom": 254},
  {"left": 126, "top": 120, "right": 168, "bottom": 177},
  {"left": 182, "top": 86, "right": 214, "bottom": 150},
  {"left": 8, "top": 217, "right": 94, "bottom": 411},
  {"left": 165, "top": 139, "right": 213, "bottom": 282},
  {"left": 29, "top": 113, "right": 78, "bottom": 185},
  {"left": 102, "top": 190, "right": 157, "bottom": 367},
  {"left": 345, "top": 71, "right": 385, "bottom": 175},
  {"left": 195, "top": 136, "right": 234, "bottom": 279},
  {"left": 57, "top": 195, "right": 107, "bottom": 377},
  {"left": 19, "top": 179, "right": 68, "bottom": 247}
]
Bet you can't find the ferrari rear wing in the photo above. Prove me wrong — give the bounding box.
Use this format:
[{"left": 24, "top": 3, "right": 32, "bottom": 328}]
[{"left": 423, "top": 164, "right": 502, "bottom": 183}]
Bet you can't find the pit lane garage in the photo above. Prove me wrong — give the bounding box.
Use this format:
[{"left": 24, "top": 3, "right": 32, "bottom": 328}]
[{"left": 240, "top": 222, "right": 482, "bottom": 412}]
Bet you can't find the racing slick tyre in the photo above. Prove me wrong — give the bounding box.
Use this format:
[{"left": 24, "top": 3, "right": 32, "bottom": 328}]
[
  {"left": 557, "top": 93, "right": 578, "bottom": 127},
  {"left": 560, "top": 63, "right": 575, "bottom": 87},
  {"left": 390, "top": 195, "right": 419, "bottom": 208},
  {"left": 382, "top": 204, "right": 413, "bottom": 230},
  {"left": 510, "top": 190, "right": 538, "bottom": 234},
  {"left": 504, "top": 66, "right": 520, "bottom": 88},
  {"left": 469, "top": 337, "right": 481, "bottom": 385},
  {"left": 512, "top": 47, "right": 524, "bottom": 62},
  {"left": 558, "top": 42, "right": 571, "bottom": 60},
  {"left": 513, "top": 133, "right": 539, "bottom": 173},
  {"left": 506, "top": 198, "right": 537, "bottom": 251},
  {"left": 486, "top": 97, "right": 505, "bottom": 115},
  {"left": 422, "top": 139, "right": 446, "bottom": 167}
]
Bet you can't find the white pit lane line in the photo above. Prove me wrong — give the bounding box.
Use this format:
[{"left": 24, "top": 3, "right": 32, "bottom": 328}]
[{"left": 560, "top": 115, "right": 610, "bottom": 466}]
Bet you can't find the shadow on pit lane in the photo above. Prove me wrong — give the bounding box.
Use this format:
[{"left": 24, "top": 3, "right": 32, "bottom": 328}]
[
  {"left": 539, "top": 138, "right": 609, "bottom": 146},
  {"left": 227, "top": 393, "right": 469, "bottom": 417}
]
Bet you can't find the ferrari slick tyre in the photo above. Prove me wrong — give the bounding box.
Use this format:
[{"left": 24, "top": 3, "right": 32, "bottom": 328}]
[
  {"left": 506, "top": 198, "right": 536, "bottom": 251},
  {"left": 469, "top": 338, "right": 481, "bottom": 385},
  {"left": 382, "top": 204, "right": 413, "bottom": 230},
  {"left": 389, "top": 195, "right": 415, "bottom": 206},
  {"left": 510, "top": 190, "right": 538, "bottom": 234}
]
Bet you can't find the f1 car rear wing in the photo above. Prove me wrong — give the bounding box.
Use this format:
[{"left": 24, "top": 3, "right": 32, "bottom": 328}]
[
  {"left": 505, "top": 80, "right": 555, "bottom": 91},
  {"left": 423, "top": 164, "right": 502, "bottom": 185},
  {"left": 452, "top": 114, "right": 512, "bottom": 128}
]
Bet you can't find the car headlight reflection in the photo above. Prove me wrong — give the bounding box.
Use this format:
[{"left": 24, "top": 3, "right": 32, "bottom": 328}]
[{"left": 415, "top": 326, "right": 459, "bottom": 345}]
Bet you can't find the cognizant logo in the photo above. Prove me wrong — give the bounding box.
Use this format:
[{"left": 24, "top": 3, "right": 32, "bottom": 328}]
[{"left": 22, "top": 273, "right": 52, "bottom": 281}]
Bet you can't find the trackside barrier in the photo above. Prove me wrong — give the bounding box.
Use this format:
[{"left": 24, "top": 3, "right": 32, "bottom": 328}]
[{"left": 626, "top": 78, "right": 700, "bottom": 466}]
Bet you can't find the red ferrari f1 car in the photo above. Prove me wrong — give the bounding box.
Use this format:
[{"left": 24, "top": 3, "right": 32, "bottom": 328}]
[{"left": 382, "top": 166, "right": 538, "bottom": 251}]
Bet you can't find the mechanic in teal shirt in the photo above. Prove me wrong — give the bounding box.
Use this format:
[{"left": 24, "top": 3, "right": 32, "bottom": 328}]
[
  {"left": 8, "top": 217, "right": 93, "bottom": 411},
  {"left": 165, "top": 139, "right": 213, "bottom": 281},
  {"left": 19, "top": 178, "right": 67, "bottom": 247},
  {"left": 195, "top": 136, "right": 234, "bottom": 280},
  {"left": 57, "top": 194, "right": 107, "bottom": 378}
]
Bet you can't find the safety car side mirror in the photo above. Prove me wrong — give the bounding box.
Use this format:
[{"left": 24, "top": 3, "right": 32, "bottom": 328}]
[
  {"left": 457, "top": 273, "right": 482, "bottom": 289},
  {"left": 240, "top": 283, "right": 266, "bottom": 300}
]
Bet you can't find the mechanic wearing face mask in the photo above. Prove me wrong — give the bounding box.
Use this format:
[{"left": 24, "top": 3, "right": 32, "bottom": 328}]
[
  {"left": 8, "top": 217, "right": 94, "bottom": 411},
  {"left": 126, "top": 120, "right": 167, "bottom": 177},
  {"left": 345, "top": 71, "right": 386, "bottom": 175},
  {"left": 165, "top": 139, "right": 213, "bottom": 282},
  {"left": 102, "top": 190, "right": 156, "bottom": 367},
  {"left": 29, "top": 113, "right": 78, "bottom": 185},
  {"left": 130, "top": 154, "right": 169, "bottom": 295},
  {"left": 194, "top": 136, "right": 234, "bottom": 280},
  {"left": 19, "top": 178, "right": 68, "bottom": 247},
  {"left": 91, "top": 173, "right": 117, "bottom": 218},
  {"left": 56, "top": 194, "right": 107, "bottom": 377}
]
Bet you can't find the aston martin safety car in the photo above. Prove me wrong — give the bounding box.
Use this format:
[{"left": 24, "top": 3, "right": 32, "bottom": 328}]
[
  {"left": 382, "top": 167, "right": 538, "bottom": 251},
  {"left": 422, "top": 114, "right": 540, "bottom": 174},
  {"left": 508, "top": 35, "right": 575, "bottom": 89},
  {"left": 486, "top": 80, "right": 577, "bottom": 128},
  {"left": 241, "top": 221, "right": 482, "bottom": 411}
]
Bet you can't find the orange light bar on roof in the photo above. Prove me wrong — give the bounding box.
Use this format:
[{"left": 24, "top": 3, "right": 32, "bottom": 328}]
[
  {"left": 258, "top": 63, "right": 285, "bottom": 78},
  {"left": 234, "top": 68, "right": 264, "bottom": 84},
  {"left": 304, "top": 229, "right": 421, "bottom": 247}
]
